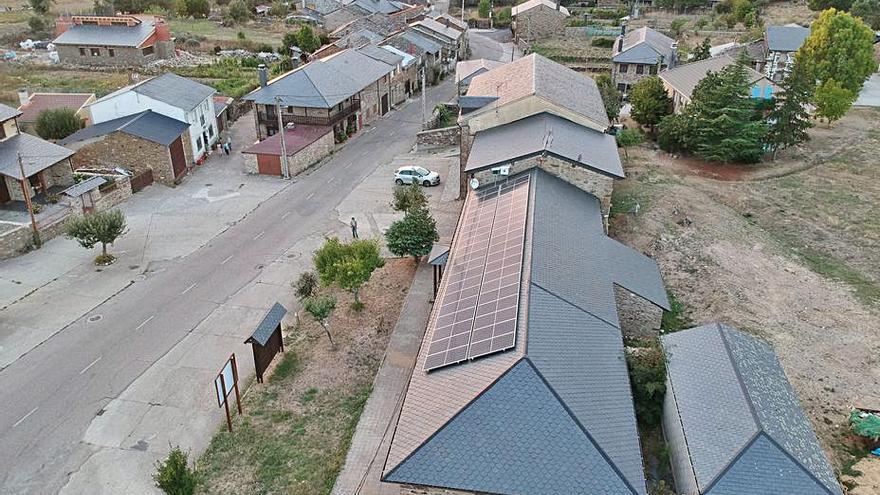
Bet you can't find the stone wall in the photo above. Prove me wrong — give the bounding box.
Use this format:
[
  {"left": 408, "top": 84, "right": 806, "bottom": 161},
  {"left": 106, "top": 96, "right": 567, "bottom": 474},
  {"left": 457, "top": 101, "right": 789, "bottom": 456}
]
[
  {"left": 416, "top": 126, "right": 460, "bottom": 151},
  {"left": 359, "top": 74, "right": 391, "bottom": 125},
  {"left": 612, "top": 62, "right": 662, "bottom": 92},
  {"left": 614, "top": 285, "right": 664, "bottom": 339},
  {"left": 93, "top": 176, "right": 133, "bottom": 212},
  {"left": 56, "top": 44, "right": 155, "bottom": 66},
  {"left": 70, "top": 132, "right": 177, "bottom": 186},
  {"left": 0, "top": 222, "right": 31, "bottom": 260},
  {"left": 44, "top": 160, "right": 75, "bottom": 189},
  {"left": 244, "top": 131, "right": 334, "bottom": 177},
  {"left": 399, "top": 484, "right": 485, "bottom": 495},
  {"left": 513, "top": 5, "right": 567, "bottom": 42},
  {"left": 470, "top": 155, "right": 615, "bottom": 216}
]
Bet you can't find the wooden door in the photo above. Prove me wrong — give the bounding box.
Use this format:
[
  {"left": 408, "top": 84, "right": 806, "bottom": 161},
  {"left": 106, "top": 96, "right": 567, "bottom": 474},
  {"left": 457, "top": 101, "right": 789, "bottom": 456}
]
[{"left": 169, "top": 137, "right": 188, "bottom": 179}]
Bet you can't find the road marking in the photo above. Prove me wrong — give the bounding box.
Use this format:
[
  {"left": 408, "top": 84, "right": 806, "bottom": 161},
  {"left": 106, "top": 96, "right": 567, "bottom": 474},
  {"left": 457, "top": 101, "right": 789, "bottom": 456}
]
[
  {"left": 13, "top": 407, "right": 38, "bottom": 428},
  {"left": 79, "top": 356, "right": 102, "bottom": 374},
  {"left": 327, "top": 177, "right": 336, "bottom": 185},
  {"left": 181, "top": 282, "right": 197, "bottom": 295},
  {"left": 136, "top": 315, "right": 154, "bottom": 330},
  {"left": 220, "top": 254, "right": 234, "bottom": 265},
  {"left": 306, "top": 192, "right": 315, "bottom": 200},
  {"left": 281, "top": 211, "right": 291, "bottom": 220},
  {"left": 253, "top": 231, "right": 265, "bottom": 240}
]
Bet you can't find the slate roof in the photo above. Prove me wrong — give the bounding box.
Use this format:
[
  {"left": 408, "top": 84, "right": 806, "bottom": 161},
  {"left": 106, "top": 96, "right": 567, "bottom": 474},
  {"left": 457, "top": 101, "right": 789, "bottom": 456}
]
[
  {"left": 213, "top": 95, "right": 233, "bottom": 116},
  {"left": 62, "top": 176, "right": 106, "bottom": 197},
  {"left": 131, "top": 73, "right": 216, "bottom": 111},
  {"left": 347, "top": 0, "right": 405, "bottom": 14},
  {"left": 59, "top": 110, "right": 189, "bottom": 147},
  {"left": 357, "top": 43, "right": 403, "bottom": 66},
  {"left": 53, "top": 17, "right": 157, "bottom": 47},
  {"left": 0, "top": 102, "right": 22, "bottom": 122},
  {"left": 612, "top": 26, "right": 676, "bottom": 65},
  {"left": 427, "top": 244, "right": 449, "bottom": 266},
  {"left": 429, "top": 12, "right": 468, "bottom": 31},
  {"left": 411, "top": 18, "right": 463, "bottom": 42},
  {"left": 766, "top": 25, "right": 811, "bottom": 53},
  {"left": 458, "top": 95, "right": 498, "bottom": 113},
  {"left": 17, "top": 93, "right": 94, "bottom": 124},
  {"left": 662, "top": 324, "right": 842, "bottom": 495},
  {"left": 246, "top": 302, "right": 287, "bottom": 346},
  {"left": 455, "top": 58, "right": 506, "bottom": 85},
  {"left": 381, "top": 45, "right": 416, "bottom": 67},
  {"left": 386, "top": 29, "right": 443, "bottom": 55},
  {"left": 243, "top": 49, "right": 394, "bottom": 108},
  {"left": 241, "top": 125, "right": 332, "bottom": 156},
  {"left": 465, "top": 112, "right": 624, "bottom": 178},
  {"left": 465, "top": 53, "right": 610, "bottom": 130},
  {"left": 659, "top": 56, "right": 780, "bottom": 102},
  {"left": 0, "top": 132, "right": 74, "bottom": 179},
  {"left": 511, "top": 0, "right": 570, "bottom": 16},
  {"left": 383, "top": 169, "right": 669, "bottom": 495}
]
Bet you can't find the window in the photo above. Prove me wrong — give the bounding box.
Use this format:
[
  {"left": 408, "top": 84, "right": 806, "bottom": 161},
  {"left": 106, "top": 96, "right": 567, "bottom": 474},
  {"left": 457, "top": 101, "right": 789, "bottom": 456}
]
[
  {"left": 197, "top": 137, "right": 203, "bottom": 150},
  {"left": 90, "top": 48, "right": 101, "bottom": 56},
  {"left": 200, "top": 114, "right": 205, "bottom": 126},
  {"left": 287, "top": 106, "right": 294, "bottom": 113},
  {"left": 635, "top": 64, "right": 644, "bottom": 75},
  {"left": 649, "top": 65, "right": 657, "bottom": 75},
  {"left": 108, "top": 48, "right": 115, "bottom": 57},
  {"left": 619, "top": 64, "right": 628, "bottom": 73},
  {"left": 617, "top": 83, "right": 627, "bottom": 92},
  {"left": 414, "top": 167, "right": 430, "bottom": 177},
  {"left": 142, "top": 45, "right": 154, "bottom": 56},
  {"left": 79, "top": 47, "right": 86, "bottom": 56},
  {"left": 208, "top": 125, "right": 214, "bottom": 137}
]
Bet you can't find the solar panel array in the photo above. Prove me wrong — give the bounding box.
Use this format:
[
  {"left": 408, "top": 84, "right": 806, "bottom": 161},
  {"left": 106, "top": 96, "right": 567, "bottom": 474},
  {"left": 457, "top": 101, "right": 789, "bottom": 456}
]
[{"left": 424, "top": 175, "right": 530, "bottom": 371}]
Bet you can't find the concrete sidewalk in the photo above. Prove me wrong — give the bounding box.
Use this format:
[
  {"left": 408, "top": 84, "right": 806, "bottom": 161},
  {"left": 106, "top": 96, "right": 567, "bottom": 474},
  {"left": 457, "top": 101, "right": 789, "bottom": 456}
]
[{"left": 332, "top": 261, "right": 435, "bottom": 495}]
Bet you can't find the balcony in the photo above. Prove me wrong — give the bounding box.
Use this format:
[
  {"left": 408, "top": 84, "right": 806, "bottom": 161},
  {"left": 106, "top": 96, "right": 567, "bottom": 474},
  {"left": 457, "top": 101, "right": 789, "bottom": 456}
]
[{"left": 259, "top": 101, "right": 360, "bottom": 130}]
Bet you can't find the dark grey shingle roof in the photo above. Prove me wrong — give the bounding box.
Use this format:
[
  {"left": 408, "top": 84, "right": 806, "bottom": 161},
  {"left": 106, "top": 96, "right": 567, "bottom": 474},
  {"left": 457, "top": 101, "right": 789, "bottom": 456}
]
[
  {"left": 662, "top": 324, "right": 842, "bottom": 495},
  {"left": 0, "top": 102, "right": 22, "bottom": 122},
  {"left": 385, "top": 359, "right": 637, "bottom": 494},
  {"left": 766, "top": 25, "right": 811, "bottom": 53},
  {"left": 612, "top": 27, "right": 676, "bottom": 64},
  {"left": 458, "top": 95, "right": 497, "bottom": 110},
  {"left": 0, "top": 133, "right": 74, "bottom": 179},
  {"left": 52, "top": 19, "right": 156, "bottom": 47},
  {"left": 247, "top": 302, "right": 287, "bottom": 346},
  {"left": 357, "top": 44, "right": 403, "bottom": 66},
  {"left": 133, "top": 73, "right": 216, "bottom": 111},
  {"left": 465, "top": 113, "right": 624, "bottom": 178},
  {"left": 59, "top": 110, "right": 189, "bottom": 147}
]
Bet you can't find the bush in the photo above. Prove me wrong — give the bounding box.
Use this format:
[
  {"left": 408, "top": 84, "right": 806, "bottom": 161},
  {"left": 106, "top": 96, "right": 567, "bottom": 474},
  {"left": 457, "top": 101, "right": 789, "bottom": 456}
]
[
  {"left": 28, "top": 15, "right": 51, "bottom": 36},
  {"left": 391, "top": 181, "right": 428, "bottom": 212},
  {"left": 626, "top": 344, "right": 667, "bottom": 428},
  {"left": 226, "top": 0, "right": 251, "bottom": 23},
  {"left": 293, "top": 271, "right": 319, "bottom": 300},
  {"left": 385, "top": 207, "right": 439, "bottom": 261},
  {"left": 35, "top": 108, "right": 83, "bottom": 141},
  {"left": 154, "top": 446, "right": 198, "bottom": 495},
  {"left": 591, "top": 37, "right": 615, "bottom": 48},
  {"left": 478, "top": 0, "right": 491, "bottom": 17}
]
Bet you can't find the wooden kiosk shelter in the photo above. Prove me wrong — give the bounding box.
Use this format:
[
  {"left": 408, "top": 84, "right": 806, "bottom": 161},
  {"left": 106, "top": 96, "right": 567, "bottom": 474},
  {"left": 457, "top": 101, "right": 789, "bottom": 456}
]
[
  {"left": 245, "top": 302, "right": 287, "bottom": 383},
  {"left": 428, "top": 244, "right": 449, "bottom": 298}
]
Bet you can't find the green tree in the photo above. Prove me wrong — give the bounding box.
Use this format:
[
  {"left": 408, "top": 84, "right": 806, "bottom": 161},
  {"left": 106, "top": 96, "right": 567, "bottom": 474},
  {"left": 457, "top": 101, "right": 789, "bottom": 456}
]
[
  {"left": 391, "top": 181, "right": 428, "bottom": 212},
  {"left": 303, "top": 295, "right": 337, "bottom": 345},
  {"left": 692, "top": 37, "right": 712, "bottom": 61},
  {"left": 226, "top": 0, "right": 251, "bottom": 23},
  {"left": 496, "top": 6, "right": 512, "bottom": 27},
  {"left": 281, "top": 31, "right": 298, "bottom": 55},
  {"left": 616, "top": 128, "right": 644, "bottom": 160},
  {"left": 687, "top": 63, "right": 766, "bottom": 163},
  {"left": 657, "top": 113, "right": 692, "bottom": 153},
  {"left": 295, "top": 24, "right": 320, "bottom": 54},
  {"left": 812, "top": 79, "right": 855, "bottom": 125},
  {"left": 35, "top": 108, "right": 83, "bottom": 141},
  {"left": 313, "top": 237, "right": 384, "bottom": 307},
  {"left": 765, "top": 60, "right": 814, "bottom": 159},
  {"left": 797, "top": 8, "right": 877, "bottom": 95},
  {"left": 808, "top": 0, "right": 852, "bottom": 11},
  {"left": 630, "top": 76, "right": 672, "bottom": 131},
  {"left": 852, "top": 0, "right": 880, "bottom": 29},
  {"left": 29, "top": 0, "right": 52, "bottom": 14},
  {"left": 27, "top": 15, "right": 51, "bottom": 37},
  {"left": 385, "top": 207, "right": 439, "bottom": 261},
  {"left": 270, "top": 0, "right": 289, "bottom": 17},
  {"left": 669, "top": 17, "right": 688, "bottom": 38},
  {"left": 595, "top": 74, "right": 622, "bottom": 121},
  {"left": 293, "top": 271, "right": 319, "bottom": 300},
  {"left": 185, "top": 0, "right": 210, "bottom": 17},
  {"left": 478, "top": 0, "right": 491, "bottom": 18},
  {"left": 65, "top": 209, "right": 128, "bottom": 264},
  {"left": 154, "top": 446, "right": 198, "bottom": 495}
]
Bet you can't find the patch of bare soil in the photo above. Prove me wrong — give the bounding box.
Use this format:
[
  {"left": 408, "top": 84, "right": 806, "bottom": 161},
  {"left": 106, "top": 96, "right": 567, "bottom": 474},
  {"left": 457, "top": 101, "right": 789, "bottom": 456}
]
[
  {"left": 845, "top": 457, "right": 880, "bottom": 495},
  {"left": 763, "top": 0, "right": 817, "bottom": 26},
  {"left": 610, "top": 108, "right": 880, "bottom": 489}
]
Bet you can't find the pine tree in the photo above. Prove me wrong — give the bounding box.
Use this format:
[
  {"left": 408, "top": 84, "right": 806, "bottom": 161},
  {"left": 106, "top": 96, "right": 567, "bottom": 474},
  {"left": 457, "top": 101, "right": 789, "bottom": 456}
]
[{"left": 765, "top": 61, "right": 813, "bottom": 159}]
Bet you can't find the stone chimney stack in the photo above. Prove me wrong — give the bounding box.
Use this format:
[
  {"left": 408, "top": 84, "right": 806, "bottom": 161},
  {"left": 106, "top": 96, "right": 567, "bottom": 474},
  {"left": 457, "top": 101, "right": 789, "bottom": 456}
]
[
  {"left": 17, "top": 88, "right": 29, "bottom": 106},
  {"left": 617, "top": 23, "right": 627, "bottom": 52},
  {"left": 258, "top": 64, "right": 269, "bottom": 87}
]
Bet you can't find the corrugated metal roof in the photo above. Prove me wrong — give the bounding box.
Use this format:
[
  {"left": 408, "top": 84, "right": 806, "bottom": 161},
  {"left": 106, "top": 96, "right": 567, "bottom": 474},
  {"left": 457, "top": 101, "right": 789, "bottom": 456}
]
[
  {"left": 662, "top": 324, "right": 842, "bottom": 495},
  {"left": 465, "top": 112, "right": 624, "bottom": 178},
  {"left": 62, "top": 176, "right": 106, "bottom": 197},
  {"left": 766, "top": 25, "right": 810, "bottom": 53},
  {"left": 0, "top": 132, "right": 73, "bottom": 179},
  {"left": 246, "top": 302, "right": 287, "bottom": 346},
  {"left": 59, "top": 110, "right": 189, "bottom": 147},
  {"left": 357, "top": 43, "right": 403, "bottom": 66},
  {"left": 52, "top": 18, "right": 156, "bottom": 47}
]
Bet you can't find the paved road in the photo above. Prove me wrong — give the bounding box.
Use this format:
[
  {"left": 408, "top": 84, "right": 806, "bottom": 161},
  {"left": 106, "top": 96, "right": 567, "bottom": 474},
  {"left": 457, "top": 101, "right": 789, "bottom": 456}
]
[
  {"left": 469, "top": 29, "right": 520, "bottom": 62},
  {"left": 0, "top": 81, "right": 455, "bottom": 494}
]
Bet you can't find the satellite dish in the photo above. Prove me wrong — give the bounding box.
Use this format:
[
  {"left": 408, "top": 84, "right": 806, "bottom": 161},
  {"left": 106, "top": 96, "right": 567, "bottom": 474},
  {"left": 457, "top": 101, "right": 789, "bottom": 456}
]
[{"left": 469, "top": 178, "right": 480, "bottom": 190}]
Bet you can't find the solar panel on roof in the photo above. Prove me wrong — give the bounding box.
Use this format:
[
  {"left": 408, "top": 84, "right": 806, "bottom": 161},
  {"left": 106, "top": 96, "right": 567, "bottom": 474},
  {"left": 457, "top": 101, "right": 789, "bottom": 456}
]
[{"left": 424, "top": 175, "right": 530, "bottom": 371}]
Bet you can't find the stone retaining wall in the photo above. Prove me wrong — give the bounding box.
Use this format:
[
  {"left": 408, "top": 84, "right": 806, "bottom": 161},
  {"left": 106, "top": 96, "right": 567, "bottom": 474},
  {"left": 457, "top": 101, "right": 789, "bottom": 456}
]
[
  {"left": 614, "top": 285, "right": 664, "bottom": 339},
  {"left": 416, "top": 126, "right": 460, "bottom": 151},
  {"left": 0, "top": 222, "right": 32, "bottom": 260}
]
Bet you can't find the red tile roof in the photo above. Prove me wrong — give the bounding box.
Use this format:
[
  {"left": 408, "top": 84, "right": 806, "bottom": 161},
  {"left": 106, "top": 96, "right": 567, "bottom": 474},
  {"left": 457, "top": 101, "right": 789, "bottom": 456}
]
[
  {"left": 18, "top": 93, "right": 94, "bottom": 123},
  {"left": 242, "top": 125, "right": 332, "bottom": 156}
]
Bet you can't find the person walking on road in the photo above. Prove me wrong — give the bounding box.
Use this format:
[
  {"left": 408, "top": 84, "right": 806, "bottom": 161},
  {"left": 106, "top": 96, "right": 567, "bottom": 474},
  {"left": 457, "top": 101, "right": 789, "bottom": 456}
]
[
  {"left": 350, "top": 217, "right": 359, "bottom": 239},
  {"left": 222, "top": 141, "right": 230, "bottom": 155}
]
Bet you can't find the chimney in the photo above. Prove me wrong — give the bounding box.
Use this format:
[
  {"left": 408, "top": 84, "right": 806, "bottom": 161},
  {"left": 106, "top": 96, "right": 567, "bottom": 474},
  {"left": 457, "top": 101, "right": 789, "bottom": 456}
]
[
  {"left": 258, "top": 64, "right": 268, "bottom": 88},
  {"left": 617, "top": 23, "right": 626, "bottom": 52},
  {"left": 17, "top": 88, "right": 29, "bottom": 106},
  {"left": 556, "top": 0, "right": 560, "bottom": 11}
]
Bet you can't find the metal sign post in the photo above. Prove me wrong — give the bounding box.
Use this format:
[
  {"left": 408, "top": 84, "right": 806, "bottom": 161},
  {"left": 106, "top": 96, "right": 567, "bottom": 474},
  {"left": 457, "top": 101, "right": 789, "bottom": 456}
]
[{"left": 215, "top": 353, "right": 242, "bottom": 432}]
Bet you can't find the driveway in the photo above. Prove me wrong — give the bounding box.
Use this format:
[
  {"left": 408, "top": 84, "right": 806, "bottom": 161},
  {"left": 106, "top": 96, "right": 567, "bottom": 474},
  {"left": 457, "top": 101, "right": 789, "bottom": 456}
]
[
  {"left": 0, "top": 80, "right": 457, "bottom": 494},
  {"left": 854, "top": 73, "right": 880, "bottom": 107}
]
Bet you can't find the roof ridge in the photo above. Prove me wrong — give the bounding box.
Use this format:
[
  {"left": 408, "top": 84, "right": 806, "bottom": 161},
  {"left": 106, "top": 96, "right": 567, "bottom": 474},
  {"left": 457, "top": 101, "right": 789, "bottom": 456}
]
[
  {"left": 299, "top": 70, "right": 331, "bottom": 107},
  {"left": 530, "top": 281, "right": 620, "bottom": 330},
  {"left": 760, "top": 432, "right": 838, "bottom": 495},
  {"left": 700, "top": 430, "right": 763, "bottom": 492},
  {"left": 524, "top": 358, "right": 642, "bottom": 495},
  {"left": 716, "top": 324, "right": 762, "bottom": 428}
]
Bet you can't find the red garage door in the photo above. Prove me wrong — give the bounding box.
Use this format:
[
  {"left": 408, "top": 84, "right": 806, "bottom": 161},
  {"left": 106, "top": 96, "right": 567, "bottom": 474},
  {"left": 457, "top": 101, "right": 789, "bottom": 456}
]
[
  {"left": 257, "top": 154, "right": 282, "bottom": 176},
  {"left": 169, "top": 137, "right": 188, "bottom": 180}
]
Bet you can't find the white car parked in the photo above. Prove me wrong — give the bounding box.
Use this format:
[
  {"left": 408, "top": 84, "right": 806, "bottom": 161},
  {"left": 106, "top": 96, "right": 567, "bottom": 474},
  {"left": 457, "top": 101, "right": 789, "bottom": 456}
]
[{"left": 394, "top": 166, "right": 440, "bottom": 186}]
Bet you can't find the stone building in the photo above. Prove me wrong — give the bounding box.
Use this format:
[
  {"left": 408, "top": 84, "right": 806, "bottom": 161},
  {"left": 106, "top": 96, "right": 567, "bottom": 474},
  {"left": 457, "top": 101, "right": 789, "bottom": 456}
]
[
  {"left": 611, "top": 26, "right": 677, "bottom": 94},
  {"left": 358, "top": 44, "right": 419, "bottom": 106},
  {"left": 59, "top": 110, "right": 191, "bottom": 186},
  {"left": 409, "top": 18, "right": 466, "bottom": 65},
  {"left": 52, "top": 15, "right": 174, "bottom": 67},
  {"left": 243, "top": 49, "right": 395, "bottom": 140},
  {"left": 241, "top": 125, "right": 334, "bottom": 177},
  {"left": 381, "top": 168, "right": 669, "bottom": 495},
  {"left": 511, "top": 0, "right": 569, "bottom": 43}
]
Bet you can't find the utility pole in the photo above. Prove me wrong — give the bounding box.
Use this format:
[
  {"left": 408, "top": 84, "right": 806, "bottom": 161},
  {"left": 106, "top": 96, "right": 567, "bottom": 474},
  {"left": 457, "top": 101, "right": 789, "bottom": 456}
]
[
  {"left": 420, "top": 66, "right": 427, "bottom": 129},
  {"left": 274, "top": 96, "right": 290, "bottom": 179},
  {"left": 18, "top": 153, "right": 40, "bottom": 247}
]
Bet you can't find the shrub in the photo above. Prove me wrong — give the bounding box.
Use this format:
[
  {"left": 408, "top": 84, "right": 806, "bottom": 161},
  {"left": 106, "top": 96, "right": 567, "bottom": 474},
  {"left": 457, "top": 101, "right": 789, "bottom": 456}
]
[
  {"left": 591, "top": 37, "right": 615, "bottom": 48},
  {"left": 626, "top": 344, "right": 667, "bottom": 428},
  {"left": 27, "top": 15, "right": 51, "bottom": 36},
  {"left": 293, "top": 271, "right": 319, "bottom": 300},
  {"left": 616, "top": 128, "right": 644, "bottom": 160},
  {"left": 478, "top": 0, "right": 491, "bottom": 17},
  {"left": 153, "top": 446, "right": 198, "bottom": 495},
  {"left": 391, "top": 181, "right": 428, "bottom": 212},
  {"left": 35, "top": 108, "right": 83, "bottom": 141}
]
